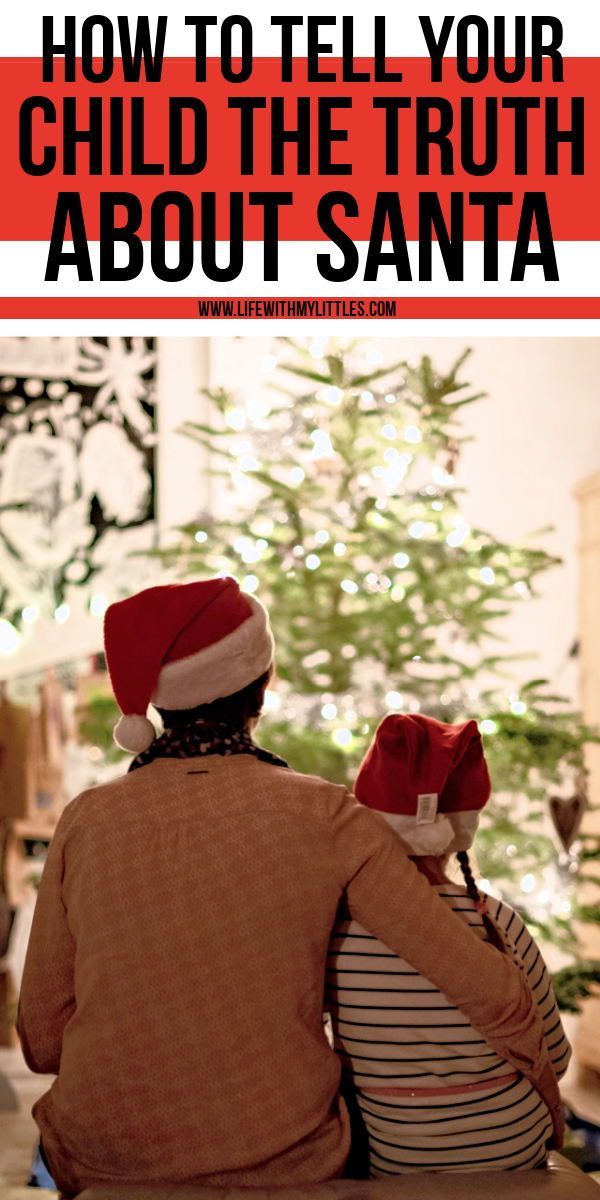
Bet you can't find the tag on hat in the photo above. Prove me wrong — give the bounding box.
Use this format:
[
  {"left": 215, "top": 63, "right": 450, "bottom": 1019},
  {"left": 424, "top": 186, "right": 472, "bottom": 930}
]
[{"left": 416, "top": 793, "right": 438, "bottom": 824}]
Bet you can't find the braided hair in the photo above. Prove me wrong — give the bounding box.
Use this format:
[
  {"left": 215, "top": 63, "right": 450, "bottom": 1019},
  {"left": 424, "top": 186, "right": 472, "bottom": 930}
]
[{"left": 456, "top": 850, "right": 507, "bottom": 955}]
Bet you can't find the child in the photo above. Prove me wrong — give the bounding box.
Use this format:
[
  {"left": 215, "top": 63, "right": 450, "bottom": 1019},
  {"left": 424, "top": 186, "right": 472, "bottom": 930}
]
[{"left": 327, "top": 714, "right": 570, "bottom": 1175}]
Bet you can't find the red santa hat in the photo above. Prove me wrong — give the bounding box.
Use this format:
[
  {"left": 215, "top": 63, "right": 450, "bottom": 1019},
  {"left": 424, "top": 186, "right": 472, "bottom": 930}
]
[
  {"left": 355, "top": 713, "right": 491, "bottom": 854},
  {"left": 103, "top": 577, "right": 274, "bottom": 754}
]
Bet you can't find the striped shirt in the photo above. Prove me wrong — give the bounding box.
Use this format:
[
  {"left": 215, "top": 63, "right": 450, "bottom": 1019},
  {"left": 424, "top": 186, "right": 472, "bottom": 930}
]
[{"left": 327, "top": 883, "right": 571, "bottom": 1175}]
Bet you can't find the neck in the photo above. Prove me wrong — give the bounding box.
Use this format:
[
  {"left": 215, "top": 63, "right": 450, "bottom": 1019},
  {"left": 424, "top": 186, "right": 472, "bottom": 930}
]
[
  {"left": 410, "top": 855, "right": 451, "bottom": 885},
  {"left": 158, "top": 711, "right": 249, "bottom": 734}
]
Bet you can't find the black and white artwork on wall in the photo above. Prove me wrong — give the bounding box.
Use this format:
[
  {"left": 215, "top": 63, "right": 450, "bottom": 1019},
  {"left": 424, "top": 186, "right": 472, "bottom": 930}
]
[{"left": 0, "top": 337, "right": 157, "bottom": 623}]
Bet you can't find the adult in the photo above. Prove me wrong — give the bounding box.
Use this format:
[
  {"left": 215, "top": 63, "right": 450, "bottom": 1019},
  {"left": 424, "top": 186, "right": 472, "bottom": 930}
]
[{"left": 18, "top": 579, "right": 561, "bottom": 1196}]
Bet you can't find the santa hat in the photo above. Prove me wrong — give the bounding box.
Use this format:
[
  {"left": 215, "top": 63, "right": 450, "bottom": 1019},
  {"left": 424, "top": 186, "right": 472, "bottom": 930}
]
[
  {"left": 355, "top": 713, "right": 491, "bottom": 855},
  {"left": 103, "top": 578, "right": 274, "bottom": 754}
]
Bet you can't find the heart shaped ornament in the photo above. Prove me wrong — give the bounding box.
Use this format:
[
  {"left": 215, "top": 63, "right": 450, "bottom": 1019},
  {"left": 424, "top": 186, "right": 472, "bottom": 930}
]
[{"left": 548, "top": 793, "right": 587, "bottom": 851}]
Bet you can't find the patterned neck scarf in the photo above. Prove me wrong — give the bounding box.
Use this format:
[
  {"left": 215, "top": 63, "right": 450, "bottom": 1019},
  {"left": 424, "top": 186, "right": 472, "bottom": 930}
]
[{"left": 128, "top": 718, "right": 288, "bottom": 773}]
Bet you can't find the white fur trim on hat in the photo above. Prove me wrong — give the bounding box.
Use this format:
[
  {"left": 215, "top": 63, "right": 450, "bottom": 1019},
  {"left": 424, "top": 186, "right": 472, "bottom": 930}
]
[
  {"left": 151, "top": 595, "right": 274, "bottom": 710},
  {"left": 381, "top": 811, "right": 457, "bottom": 855},
  {"left": 445, "top": 811, "right": 481, "bottom": 853},
  {"left": 114, "top": 714, "right": 157, "bottom": 754},
  {"left": 381, "top": 810, "right": 481, "bottom": 855}
]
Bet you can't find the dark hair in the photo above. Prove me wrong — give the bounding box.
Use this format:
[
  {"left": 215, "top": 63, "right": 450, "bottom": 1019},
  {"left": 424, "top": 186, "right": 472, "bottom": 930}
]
[
  {"left": 456, "top": 850, "right": 507, "bottom": 955},
  {"left": 156, "top": 670, "right": 272, "bottom": 732}
]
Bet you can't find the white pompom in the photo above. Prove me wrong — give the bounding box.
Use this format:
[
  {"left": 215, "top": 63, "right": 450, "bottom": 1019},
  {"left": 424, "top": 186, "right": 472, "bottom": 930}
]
[{"left": 113, "top": 714, "right": 156, "bottom": 754}]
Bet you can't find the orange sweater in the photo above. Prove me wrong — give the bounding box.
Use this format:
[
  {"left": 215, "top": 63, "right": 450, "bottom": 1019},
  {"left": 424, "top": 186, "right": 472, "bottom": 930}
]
[{"left": 17, "top": 755, "right": 559, "bottom": 1194}]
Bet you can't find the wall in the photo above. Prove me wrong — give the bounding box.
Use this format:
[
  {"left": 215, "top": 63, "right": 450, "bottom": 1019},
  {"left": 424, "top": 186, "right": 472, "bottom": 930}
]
[
  {"left": 0, "top": 335, "right": 158, "bottom": 680},
  {"left": 156, "top": 338, "right": 211, "bottom": 535}
]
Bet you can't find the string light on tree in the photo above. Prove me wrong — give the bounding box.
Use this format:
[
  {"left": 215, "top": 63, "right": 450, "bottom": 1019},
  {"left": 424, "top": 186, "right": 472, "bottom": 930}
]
[
  {"left": 225, "top": 407, "right": 246, "bottom": 431},
  {"left": 409, "top": 521, "right": 427, "bottom": 539},
  {"left": 480, "top": 720, "right": 498, "bottom": 736},
  {"left": 323, "top": 386, "right": 343, "bottom": 407},
  {"left": 241, "top": 574, "right": 259, "bottom": 594},
  {"left": 309, "top": 338, "right": 328, "bottom": 360},
  {"left": 404, "top": 425, "right": 423, "bottom": 444},
  {"left": 90, "top": 594, "right": 109, "bottom": 618},
  {"left": 0, "top": 618, "right": 20, "bottom": 655}
]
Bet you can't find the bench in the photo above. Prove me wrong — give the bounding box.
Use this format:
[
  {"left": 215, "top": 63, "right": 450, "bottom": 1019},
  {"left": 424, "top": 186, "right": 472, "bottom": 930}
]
[{"left": 76, "top": 1153, "right": 598, "bottom": 1199}]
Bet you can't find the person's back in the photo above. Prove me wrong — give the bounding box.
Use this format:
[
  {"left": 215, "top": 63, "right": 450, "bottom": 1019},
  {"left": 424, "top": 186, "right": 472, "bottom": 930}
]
[
  {"left": 329, "top": 881, "right": 570, "bottom": 1174},
  {"left": 20, "top": 755, "right": 357, "bottom": 1190}
]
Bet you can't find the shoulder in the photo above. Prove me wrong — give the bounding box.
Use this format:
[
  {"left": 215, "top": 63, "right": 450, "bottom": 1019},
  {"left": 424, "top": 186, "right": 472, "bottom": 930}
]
[
  {"left": 255, "top": 760, "right": 352, "bottom": 813},
  {"left": 485, "top": 894, "right": 524, "bottom": 930},
  {"left": 486, "top": 895, "right": 537, "bottom": 956},
  {"left": 55, "top": 767, "right": 146, "bottom": 831},
  {"left": 278, "top": 764, "right": 347, "bottom": 797},
  {"left": 249, "top": 760, "right": 385, "bottom": 835}
]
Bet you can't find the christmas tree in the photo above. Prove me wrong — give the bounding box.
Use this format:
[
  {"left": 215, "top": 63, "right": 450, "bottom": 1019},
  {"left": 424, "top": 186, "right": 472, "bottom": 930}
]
[{"left": 152, "top": 339, "right": 598, "bottom": 981}]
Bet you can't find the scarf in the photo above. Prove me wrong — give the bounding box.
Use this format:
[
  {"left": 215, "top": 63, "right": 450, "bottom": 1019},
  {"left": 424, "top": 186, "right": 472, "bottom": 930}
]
[{"left": 128, "top": 718, "right": 288, "bottom": 773}]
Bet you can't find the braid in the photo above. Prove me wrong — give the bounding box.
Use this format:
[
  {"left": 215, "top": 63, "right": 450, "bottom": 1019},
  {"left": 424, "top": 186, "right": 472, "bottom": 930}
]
[{"left": 456, "top": 850, "right": 506, "bottom": 954}]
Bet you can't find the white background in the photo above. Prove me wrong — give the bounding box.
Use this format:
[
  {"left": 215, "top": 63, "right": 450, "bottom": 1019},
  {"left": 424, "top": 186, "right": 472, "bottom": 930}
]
[
  {"left": 2, "top": 1, "right": 599, "bottom": 57},
  {"left": 1, "top": 0, "right": 599, "bottom": 335}
]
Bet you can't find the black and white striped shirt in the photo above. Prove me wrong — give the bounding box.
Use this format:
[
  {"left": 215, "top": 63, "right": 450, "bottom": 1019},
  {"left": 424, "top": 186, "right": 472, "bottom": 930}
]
[{"left": 326, "top": 884, "right": 570, "bottom": 1174}]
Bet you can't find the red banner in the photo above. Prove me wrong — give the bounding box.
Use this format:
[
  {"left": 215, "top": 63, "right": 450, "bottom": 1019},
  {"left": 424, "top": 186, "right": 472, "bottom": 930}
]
[
  {"left": 2, "top": 56, "right": 596, "bottom": 241},
  {"left": 2, "top": 297, "right": 600, "bottom": 318}
]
